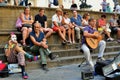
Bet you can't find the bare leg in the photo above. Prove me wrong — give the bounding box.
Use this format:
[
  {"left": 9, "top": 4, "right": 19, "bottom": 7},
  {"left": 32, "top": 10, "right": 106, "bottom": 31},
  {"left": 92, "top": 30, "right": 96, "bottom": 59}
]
[
  {"left": 71, "top": 28, "right": 75, "bottom": 43},
  {"left": 57, "top": 29, "right": 66, "bottom": 41},
  {"left": 44, "top": 28, "right": 53, "bottom": 38},
  {"left": 117, "top": 29, "right": 120, "bottom": 39},
  {"left": 68, "top": 28, "right": 72, "bottom": 42},
  {"left": 60, "top": 27, "right": 66, "bottom": 38},
  {"left": 15, "top": 45, "right": 26, "bottom": 54},
  {"left": 27, "top": 28, "right": 32, "bottom": 38},
  {"left": 22, "top": 27, "right": 28, "bottom": 45}
]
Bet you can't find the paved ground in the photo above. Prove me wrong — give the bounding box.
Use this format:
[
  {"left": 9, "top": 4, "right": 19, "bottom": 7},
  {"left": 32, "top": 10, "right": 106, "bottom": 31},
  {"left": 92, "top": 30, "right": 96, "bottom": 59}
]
[{"left": 0, "top": 63, "right": 105, "bottom": 80}]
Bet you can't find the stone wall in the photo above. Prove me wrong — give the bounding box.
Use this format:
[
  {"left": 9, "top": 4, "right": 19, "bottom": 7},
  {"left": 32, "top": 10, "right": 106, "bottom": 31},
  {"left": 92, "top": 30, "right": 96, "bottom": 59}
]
[{"left": 0, "top": 6, "right": 115, "bottom": 30}]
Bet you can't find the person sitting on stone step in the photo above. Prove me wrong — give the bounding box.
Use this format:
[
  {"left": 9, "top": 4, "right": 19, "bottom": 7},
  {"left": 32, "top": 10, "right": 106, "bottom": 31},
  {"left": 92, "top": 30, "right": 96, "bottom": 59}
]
[
  {"left": 70, "top": 10, "right": 83, "bottom": 43},
  {"left": 4, "top": 33, "right": 39, "bottom": 79},
  {"left": 34, "top": 8, "right": 53, "bottom": 39},
  {"left": 30, "top": 21, "right": 56, "bottom": 71},
  {"left": 19, "top": 6, "right": 34, "bottom": 46},
  {"left": 97, "top": 14, "right": 114, "bottom": 41},
  {"left": 52, "top": 8, "right": 68, "bottom": 45}
]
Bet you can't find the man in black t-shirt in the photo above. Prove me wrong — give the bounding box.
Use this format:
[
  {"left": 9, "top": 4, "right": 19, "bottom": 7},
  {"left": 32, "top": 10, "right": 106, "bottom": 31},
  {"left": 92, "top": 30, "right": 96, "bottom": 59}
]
[
  {"left": 35, "top": 8, "right": 53, "bottom": 38},
  {"left": 70, "top": 0, "right": 77, "bottom": 10}
]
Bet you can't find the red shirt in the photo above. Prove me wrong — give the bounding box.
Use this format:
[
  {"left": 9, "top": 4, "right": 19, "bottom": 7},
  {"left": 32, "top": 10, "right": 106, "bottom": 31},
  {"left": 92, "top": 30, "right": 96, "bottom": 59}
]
[{"left": 98, "top": 19, "right": 106, "bottom": 27}]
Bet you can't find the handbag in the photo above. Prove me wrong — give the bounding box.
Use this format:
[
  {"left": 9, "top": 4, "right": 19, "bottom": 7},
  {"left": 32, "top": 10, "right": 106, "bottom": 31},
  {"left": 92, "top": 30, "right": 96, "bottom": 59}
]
[
  {"left": 0, "top": 60, "right": 9, "bottom": 78},
  {"left": 15, "top": 17, "right": 22, "bottom": 28}
]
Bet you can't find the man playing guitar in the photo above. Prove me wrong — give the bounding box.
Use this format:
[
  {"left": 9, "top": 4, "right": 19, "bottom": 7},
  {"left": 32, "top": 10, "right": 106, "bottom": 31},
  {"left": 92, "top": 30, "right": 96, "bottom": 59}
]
[{"left": 81, "top": 18, "right": 106, "bottom": 71}]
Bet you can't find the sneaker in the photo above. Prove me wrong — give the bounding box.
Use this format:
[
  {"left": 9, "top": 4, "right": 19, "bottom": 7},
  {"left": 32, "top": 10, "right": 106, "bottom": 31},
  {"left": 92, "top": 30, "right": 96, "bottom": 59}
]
[
  {"left": 97, "top": 57, "right": 105, "bottom": 62},
  {"left": 107, "top": 38, "right": 114, "bottom": 41},
  {"left": 110, "top": 38, "right": 114, "bottom": 41},
  {"left": 49, "top": 53, "right": 56, "bottom": 60},
  {"left": 117, "top": 39, "right": 120, "bottom": 43},
  {"left": 41, "top": 65, "right": 49, "bottom": 71},
  {"left": 62, "top": 41, "right": 67, "bottom": 45},
  {"left": 22, "top": 72, "right": 28, "bottom": 79}
]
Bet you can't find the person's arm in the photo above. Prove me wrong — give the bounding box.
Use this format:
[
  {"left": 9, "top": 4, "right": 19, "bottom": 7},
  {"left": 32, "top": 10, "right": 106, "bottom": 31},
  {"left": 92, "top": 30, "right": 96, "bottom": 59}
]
[
  {"left": 29, "top": 15, "right": 34, "bottom": 24},
  {"left": 61, "top": 17, "right": 66, "bottom": 25},
  {"left": 44, "top": 21, "right": 47, "bottom": 28},
  {"left": 84, "top": 31, "right": 98, "bottom": 38},
  {"left": 14, "top": 0, "right": 19, "bottom": 6},
  {"left": 44, "top": 16, "right": 47, "bottom": 28}
]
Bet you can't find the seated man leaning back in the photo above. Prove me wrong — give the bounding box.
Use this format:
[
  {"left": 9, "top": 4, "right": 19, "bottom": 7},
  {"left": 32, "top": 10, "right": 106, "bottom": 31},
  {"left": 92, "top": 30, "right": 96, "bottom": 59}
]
[{"left": 29, "top": 21, "right": 56, "bottom": 71}]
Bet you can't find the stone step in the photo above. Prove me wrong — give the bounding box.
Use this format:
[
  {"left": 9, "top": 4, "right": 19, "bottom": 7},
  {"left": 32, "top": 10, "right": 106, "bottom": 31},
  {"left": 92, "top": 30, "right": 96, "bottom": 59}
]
[
  {"left": 51, "top": 45, "right": 120, "bottom": 57},
  {"left": 16, "top": 41, "right": 120, "bottom": 52},
  {"left": 49, "top": 41, "right": 119, "bottom": 50},
  {"left": 0, "top": 41, "right": 119, "bottom": 52},
  {"left": 0, "top": 45, "right": 120, "bottom": 60},
  {"left": 0, "top": 29, "right": 21, "bottom": 35},
  {"left": 26, "top": 51, "right": 119, "bottom": 70}
]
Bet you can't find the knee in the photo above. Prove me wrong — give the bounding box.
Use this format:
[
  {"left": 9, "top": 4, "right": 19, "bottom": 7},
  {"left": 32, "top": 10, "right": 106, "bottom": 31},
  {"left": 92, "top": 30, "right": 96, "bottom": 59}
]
[
  {"left": 58, "top": 29, "right": 61, "bottom": 32},
  {"left": 22, "top": 27, "right": 27, "bottom": 31},
  {"left": 28, "top": 28, "right": 32, "bottom": 32},
  {"left": 75, "top": 28, "right": 80, "bottom": 32},
  {"left": 49, "top": 29, "right": 53, "bottom": 33},
  {"left": 100, "top": 40, "right": 106, "bottom": 46},
  {"left": 18, "top": 52, "right": 24, "bottom": 57}
]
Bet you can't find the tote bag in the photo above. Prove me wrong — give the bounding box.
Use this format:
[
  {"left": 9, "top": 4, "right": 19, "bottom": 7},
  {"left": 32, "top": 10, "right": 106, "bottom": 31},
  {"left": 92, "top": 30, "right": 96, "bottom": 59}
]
[{"left": 15, "top": 18, "right": 22, "bottom": 28}]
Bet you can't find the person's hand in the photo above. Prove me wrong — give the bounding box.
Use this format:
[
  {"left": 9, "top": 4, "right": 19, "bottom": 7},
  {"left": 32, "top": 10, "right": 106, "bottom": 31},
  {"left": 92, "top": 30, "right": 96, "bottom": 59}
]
[
  {"left": 11, "top": 40, "right": 18, "bottom": 44},
  {"left": 43, "top": 38, "right": 47, "bottom": 42},
  {"left": 41, "top": 42, "right": 48, "bottom": 49},
  {"left": 93, "top": 34, "right": 99, "bottom": 39}
]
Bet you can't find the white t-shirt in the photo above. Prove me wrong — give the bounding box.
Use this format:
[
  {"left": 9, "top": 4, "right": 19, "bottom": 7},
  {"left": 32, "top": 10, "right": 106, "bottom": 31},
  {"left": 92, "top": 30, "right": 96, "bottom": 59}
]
[
  {"left": 64, "top": 17, "right": 70, "bottom": 24},
  {"left": 52, "top": 14, "right": 62, "bottom": 27},
  {"left": 82, "top": 19, "right": 88, "bottom": 26}
]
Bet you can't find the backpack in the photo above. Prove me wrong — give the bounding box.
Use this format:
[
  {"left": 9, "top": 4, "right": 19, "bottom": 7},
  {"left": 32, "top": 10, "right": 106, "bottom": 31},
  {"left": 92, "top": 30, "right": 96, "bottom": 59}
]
[{"left": 53, "top": 0, "right": 58, "bottom": 6}]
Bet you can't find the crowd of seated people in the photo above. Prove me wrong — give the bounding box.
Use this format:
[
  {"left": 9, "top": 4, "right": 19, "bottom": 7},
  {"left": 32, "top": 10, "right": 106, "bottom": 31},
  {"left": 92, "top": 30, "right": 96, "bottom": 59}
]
[{"left": 3, "top": 6, "right": 120, "bottom": 79}]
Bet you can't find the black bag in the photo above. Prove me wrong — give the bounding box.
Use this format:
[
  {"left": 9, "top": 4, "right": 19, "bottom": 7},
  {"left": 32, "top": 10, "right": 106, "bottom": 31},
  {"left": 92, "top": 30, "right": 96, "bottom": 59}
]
[
  {"left": 95, "top": 60, "right": 112, "bottom": 76},
  {"left": 0, "top": 65, "right": 9, "bottom": 78},
  {"left": 53, "top": 0, "right": 58, "bottom": 6},
  {"left": 22, "top": 24, "right": 32, "bottom": 28}
]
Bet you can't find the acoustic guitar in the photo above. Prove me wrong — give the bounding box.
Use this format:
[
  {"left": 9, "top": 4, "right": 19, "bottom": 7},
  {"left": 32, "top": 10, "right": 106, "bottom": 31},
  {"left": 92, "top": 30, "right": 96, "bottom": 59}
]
[{"left": 86, "top": 31, "right": 102, "bottom": 49}]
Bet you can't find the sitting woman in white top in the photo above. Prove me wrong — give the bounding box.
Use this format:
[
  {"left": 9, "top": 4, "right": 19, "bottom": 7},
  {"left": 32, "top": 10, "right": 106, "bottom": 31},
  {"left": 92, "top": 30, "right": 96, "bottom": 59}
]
[
  {"left": 62, "top": 11, "right": 75, "bottom": 43},
  {"left": 82, "top": 12, "right": 90, "bottom": 27}
]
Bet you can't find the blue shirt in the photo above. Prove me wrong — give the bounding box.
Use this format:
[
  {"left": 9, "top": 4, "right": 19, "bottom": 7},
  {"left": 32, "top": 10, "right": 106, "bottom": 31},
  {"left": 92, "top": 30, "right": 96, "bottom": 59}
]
[
  {"left": 29, "top": 31, "right": 45, "bottom": 47},
  {"left": 70, "top": 15, "right": 82, "bottom": 26},
  {"left": 82, "top": 26, "right": 96, "bottom": 44}
]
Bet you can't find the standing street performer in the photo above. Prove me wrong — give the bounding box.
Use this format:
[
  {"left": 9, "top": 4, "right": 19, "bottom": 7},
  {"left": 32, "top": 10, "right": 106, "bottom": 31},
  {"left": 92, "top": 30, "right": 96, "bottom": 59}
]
[{"left": 81, "top": 18, "right": 106, "bottom": 71}]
